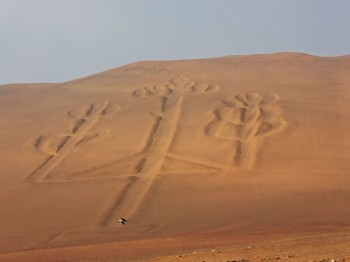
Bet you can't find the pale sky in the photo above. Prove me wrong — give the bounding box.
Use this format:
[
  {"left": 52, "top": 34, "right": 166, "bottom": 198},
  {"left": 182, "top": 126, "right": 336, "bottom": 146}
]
[{"left": 0, "top": 0, "right": 350, "bottom": 84}]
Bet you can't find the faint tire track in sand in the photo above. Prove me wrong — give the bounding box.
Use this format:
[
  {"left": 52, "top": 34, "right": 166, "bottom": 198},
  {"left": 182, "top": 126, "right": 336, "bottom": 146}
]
[{"left": 165, "top": 153, "right": 233, "bottom": 172}]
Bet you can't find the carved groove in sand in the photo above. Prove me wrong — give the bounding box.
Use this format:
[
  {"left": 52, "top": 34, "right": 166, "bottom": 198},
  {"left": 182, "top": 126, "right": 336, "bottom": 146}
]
[
  {"left": 28, "top": 101, "right": 119, "bottom": 182},
  {"left": 205, "top": 92, "right": 286, "bottom": 169},
  {"left": 27, "top": 77, "right": 221, "bottom": 229},
  {"left": 98, "top": 77, "right": 222, "bottom": 227},
  {"left": 27, "top": 85, "right": 285, "bottom": 232}
]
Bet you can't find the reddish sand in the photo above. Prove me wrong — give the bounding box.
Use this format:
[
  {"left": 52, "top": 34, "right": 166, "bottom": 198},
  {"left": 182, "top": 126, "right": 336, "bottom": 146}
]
[{"left": 0, "top": 52, "right": 350, "bottom": 261}]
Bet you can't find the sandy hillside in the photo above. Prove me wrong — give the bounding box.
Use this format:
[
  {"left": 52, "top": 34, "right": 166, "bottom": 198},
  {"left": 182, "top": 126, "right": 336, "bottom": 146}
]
[{"left": 0, "top": 52, "right": 350, "bottom": 261}]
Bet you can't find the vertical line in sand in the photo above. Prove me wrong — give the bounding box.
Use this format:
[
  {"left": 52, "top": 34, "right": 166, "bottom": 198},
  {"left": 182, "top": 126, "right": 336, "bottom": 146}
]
[
  {"left": 99, "top": 92, "right": 185, "bottom": 226},
  {"left": 99, "top": 177, "right": 138, "bottom": 227},
  {"left": 234, "top": 103, "right": 261, "bottom": 169}
]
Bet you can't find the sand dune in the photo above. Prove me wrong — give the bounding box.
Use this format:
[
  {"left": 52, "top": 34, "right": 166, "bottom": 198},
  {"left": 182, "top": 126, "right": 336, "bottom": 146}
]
[{"left": 0, "top": 52, "right": 350, "bottom": 260}]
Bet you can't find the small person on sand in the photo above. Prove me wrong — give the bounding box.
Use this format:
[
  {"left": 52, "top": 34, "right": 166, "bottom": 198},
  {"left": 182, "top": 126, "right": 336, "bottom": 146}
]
[{"left": 118, "top": 218, "right": 127, "bottom": 225}]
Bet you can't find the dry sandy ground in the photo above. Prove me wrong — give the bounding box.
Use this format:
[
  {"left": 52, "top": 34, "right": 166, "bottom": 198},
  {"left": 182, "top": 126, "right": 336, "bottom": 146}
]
[
  {"left": 0, "top": 227, "right": 349, "bottom": 261},
  {"left": 0, "top": 52, "right": 350, "bottom": 261}
]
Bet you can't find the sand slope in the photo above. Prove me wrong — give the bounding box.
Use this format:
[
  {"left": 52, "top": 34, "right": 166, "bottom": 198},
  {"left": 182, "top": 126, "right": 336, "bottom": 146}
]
[{"left": 0, "top": 53, "right": 350, "bottom": 259}]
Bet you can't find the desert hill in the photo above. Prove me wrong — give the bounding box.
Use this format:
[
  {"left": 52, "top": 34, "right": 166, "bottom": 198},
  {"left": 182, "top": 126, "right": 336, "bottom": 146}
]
[{"left": 0, "top": 52, "right": 350, "bottom": 261}]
